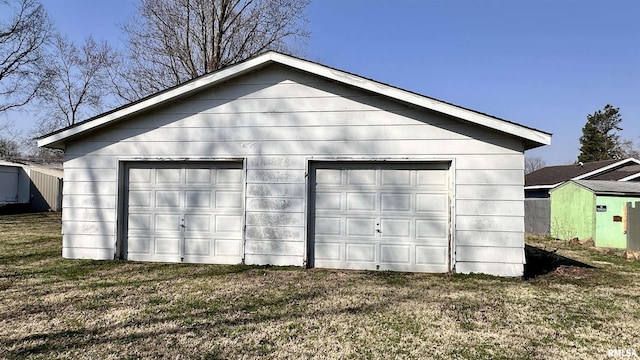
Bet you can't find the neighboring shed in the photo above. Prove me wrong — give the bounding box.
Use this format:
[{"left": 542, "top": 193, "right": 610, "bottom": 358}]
[
  {"left": 524, "top": 157, "right": 640, "bottom": 234},
  {"left": 28, "top": 165, "right": 64, "bottom": 212},
  {"left": 0, "top": 160, "right": 64, "bottom": 212},
  {"left": 550, "top": 180, "right": 640, "bottom": 248},
  {"left": 37, "top": 51, "right": 551, "bottom": 276}
]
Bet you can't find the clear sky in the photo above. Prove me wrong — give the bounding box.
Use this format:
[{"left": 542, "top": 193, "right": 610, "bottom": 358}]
[{"left": 7, "top": 0, "right": 640, "bottom": 165}]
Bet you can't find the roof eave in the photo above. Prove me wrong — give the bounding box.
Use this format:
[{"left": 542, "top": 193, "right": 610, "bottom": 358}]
[
  {"left": 618, "top": 172, "right": 640, "bottom": 182},
  {"left": 38, "top": 51, "right": 552, "bottom": 149},
  {"left": 269, "top": 53, "right": 551, "bottom": 147},
  {"left": 38, "top": 54, "right": 278, "bottom": 148},
  {"left": 573, "top": 158, "right": 640, "bottom": 181},
  {"left": 524, "top": 184, "right": 558, "bottom": 190}
]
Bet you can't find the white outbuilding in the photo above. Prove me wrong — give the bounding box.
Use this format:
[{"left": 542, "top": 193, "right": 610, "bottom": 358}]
[{"left": 38, "top": 52, "right": 551, "bottom": 276}]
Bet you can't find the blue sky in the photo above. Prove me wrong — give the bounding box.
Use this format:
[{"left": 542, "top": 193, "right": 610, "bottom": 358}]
[{"left": 8, "top": 0, "right": 640, "bottom": 165}]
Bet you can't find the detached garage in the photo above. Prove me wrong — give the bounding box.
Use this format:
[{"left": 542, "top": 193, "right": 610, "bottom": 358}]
[{"left": 38, "top": 52, "right": 551, "bottom": 276}]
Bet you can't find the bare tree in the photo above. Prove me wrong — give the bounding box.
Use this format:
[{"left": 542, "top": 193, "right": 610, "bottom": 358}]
[
  {"left": 37, "top": 34, "right": 116, "bottom": 130},
  {"left": 619, "top": 138, "right": 640, "bottom": 159},
  {"left": 0, "top": 138, "right": 20, "bottom": 158},
  {"left": 113, "top": 0, "right": 309, "bottom": 101},
  {"left": 525, "top": 157, "right": 546, "bottom": 174},
  {"left": 0, "top": 0, "right": 52, "bottom": 112}
]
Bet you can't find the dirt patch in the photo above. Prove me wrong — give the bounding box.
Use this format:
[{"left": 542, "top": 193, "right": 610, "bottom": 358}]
[{"left": 546, "top": 265, "right": 599, "bottom": 281}]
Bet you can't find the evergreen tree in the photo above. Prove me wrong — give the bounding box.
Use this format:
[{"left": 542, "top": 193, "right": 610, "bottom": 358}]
[{"left": 578, "top": 104, "right": 623, "bottom": 162}]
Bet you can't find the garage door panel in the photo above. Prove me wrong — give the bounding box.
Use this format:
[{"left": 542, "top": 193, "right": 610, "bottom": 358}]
[
  {"left": 416, "top": 193, "right": 448, "bottom": 213},
  {"left": 347, "top": 169, "right": 376, "bottom": 185},
  {"left": 156, "top": 191, "right": 181, "bottom": 207},
  {"left": 416, "top": 219, "right": 447, "bottom": 238},
  {"left": 184, "top": 214, "right": 211, "bottom": 232},
  {"left": 381, "top": 170, "right": 411, "bottom": 186},
  {"left": 215, "top": 215, "right": 243, "bottom": 233},
  {"left": 381, "top": 193, "right": 411, "bottom": 212},
  {"left": 155, "top": 237, "right": 180, "bottom": 255},
  {"left": 155, "top": 214, "right": 182, "bottom": 231},
  {"left": 346, "top": 218, "right": 376, "bottom": 237},
  {"left": 312, "top": 163, "right": 450, "bottom": 273},
  {"left": 128, "top": 214, "right": 151, "bottom": 230},
  {"left": 156, "top": 168, "right": 181, "bottom": 184},
  {"left": 216, "top": 168, "right": 243, "bottom": 184},
  {"left": 215, "top": 191, "right": 243, "bottom": 209},
  {"left": 316, "top": 169, "right": 342, "bottom": 185},
  {"left": 129, "top": 168, "right": 152, "bottom": 183},
  {"left": 184, "top": 238, "right": 211, "bottom": 256},
  {"left": 345, "top": 243, "right": 375, "bottom": 262},
  {"left": 185, "top": 168, "right": 212, "bottom": 184},
  {"left": 417, "top": 170, "right": 447, "bottom": 186},
  {"left": 315, "top": 217, "right": 342, "bottom": 236},
  {"left": 128, "top": 237, "right": 151, "bottom": 254},
  {"left": 346, "top": 192, "right": 376, "bottom": 211},
  {"left": 215, "top": 239, "right": 242, "bottom": 256},
  {"left": 185, "top": 190, "right": 212, "bottom": 208},
  {"left": 128, "top": 190, "right": 152, "bottom": 207},
  {"left": 380, "top": 245, "right": 411, "bottom": 264},
  {"left": 380, "top": 219, "right": 411, "bottom": 237},
  {"left": 315, "top": 192, "right": 342, "bottom": 210},
  {"left": 416, "top": 246, "right": 447, "bottom": 265},
  {"left": 315, "top": 243, "right": 341, "bottom": 261},
  {"left": 125, "top": 162, "right": 243, "bottom": 264}
]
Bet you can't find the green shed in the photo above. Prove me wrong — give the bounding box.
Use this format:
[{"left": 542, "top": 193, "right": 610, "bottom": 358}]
[{"left": 550, "top": 180, "right": 640, "bottom": 248}]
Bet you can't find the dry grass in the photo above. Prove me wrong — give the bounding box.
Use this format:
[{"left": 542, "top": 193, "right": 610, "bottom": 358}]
[{"left": 1, "top": 213, "right": 639, "bottom": 359}]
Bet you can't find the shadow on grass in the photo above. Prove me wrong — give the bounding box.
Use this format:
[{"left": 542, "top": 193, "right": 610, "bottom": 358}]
[{"left": 524, "top": 244, "right": 594, "bottom": 279}]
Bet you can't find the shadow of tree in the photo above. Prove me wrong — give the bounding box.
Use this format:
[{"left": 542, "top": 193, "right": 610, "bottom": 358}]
[{"left": 524, "top": 244, "right": 594, "bottom": 279}]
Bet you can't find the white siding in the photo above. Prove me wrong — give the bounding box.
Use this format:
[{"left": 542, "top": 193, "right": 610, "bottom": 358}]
[{"left": 62, "top": 64, "right": 526, "bottom": 276}]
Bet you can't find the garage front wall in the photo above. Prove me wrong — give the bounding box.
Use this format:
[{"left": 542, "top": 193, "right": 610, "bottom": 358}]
[{"left": 61, "top": 63, "right": 526, "bottom": 276}]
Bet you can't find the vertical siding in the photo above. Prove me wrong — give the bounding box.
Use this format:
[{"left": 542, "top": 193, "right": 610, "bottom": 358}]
[
  {"left": 61, "top": 64, "right": 527, "bottom": 275},
  {"left": 29, "top": 170, "right": 63, "bottom": 211},
  {"left": 524, "top": 198, "right": 551, "bottom": 235}
]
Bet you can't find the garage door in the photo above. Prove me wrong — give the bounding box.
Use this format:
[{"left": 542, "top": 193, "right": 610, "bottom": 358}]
[
  {"left": 124, "top": 162, "right": 244, "bottom": 264},
  {"left": 311, "top": 163, "right": 450, "bottom": 272}
]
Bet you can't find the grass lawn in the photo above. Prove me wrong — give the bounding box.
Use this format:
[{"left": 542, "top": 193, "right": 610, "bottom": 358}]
[{"left": 1, "top": 212, "right": 639, "bottom": 359}]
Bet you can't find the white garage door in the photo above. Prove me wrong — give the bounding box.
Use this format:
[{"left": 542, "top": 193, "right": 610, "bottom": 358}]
[
  {"left": 124, "top": 162, "right": 244, "bottom": 264},
  {"left": 311, "top": 163, "right": 450, "bottom": 272}
]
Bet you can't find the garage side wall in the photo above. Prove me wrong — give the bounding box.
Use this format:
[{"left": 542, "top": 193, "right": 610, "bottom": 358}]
[{"left": 61, "top": 64, "right": 526, "bottom": 276}]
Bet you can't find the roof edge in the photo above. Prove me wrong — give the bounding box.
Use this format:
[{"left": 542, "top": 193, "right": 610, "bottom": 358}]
[
  {"left": 38, "top": 51, "right": 552, "bottom": 149},
  {"left": 572, "top": 157, "right": 640, "bottom": 181}
]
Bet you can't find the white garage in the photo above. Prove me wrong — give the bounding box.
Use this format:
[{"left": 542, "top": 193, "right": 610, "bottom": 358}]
[
  {"left": 124, "top": 162, "right": 244, "bottom": 263},
  {"left": 37, "top": 51, "right": 551, "bottom": 276},
  {"left": 311, "top": 162, "right": 450, "bottom": 272}
]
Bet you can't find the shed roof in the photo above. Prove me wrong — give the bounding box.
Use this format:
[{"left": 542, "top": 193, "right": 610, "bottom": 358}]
[
  {"left": 0, "top": 159, "right": 63, "bottom": 178},
  {"left": 570, "top": 180, "right": 640, "bottom": 195},
  {"left": 37, "top": 51, "right": 551, "bottom": 150},
  {"left": 525, "top": 158, "right": 640, "bottom": 189}
]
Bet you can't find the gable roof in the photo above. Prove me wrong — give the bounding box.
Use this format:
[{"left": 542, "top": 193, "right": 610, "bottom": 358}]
[
  {"left": 525, "top": 158, "right": 640, "bottom": 189},
  {"left": 37, "top": 51, "right": 552, "bottom": 150},
  {"left": 563, "top": 180, "right": 640, "bottom": 196}
]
